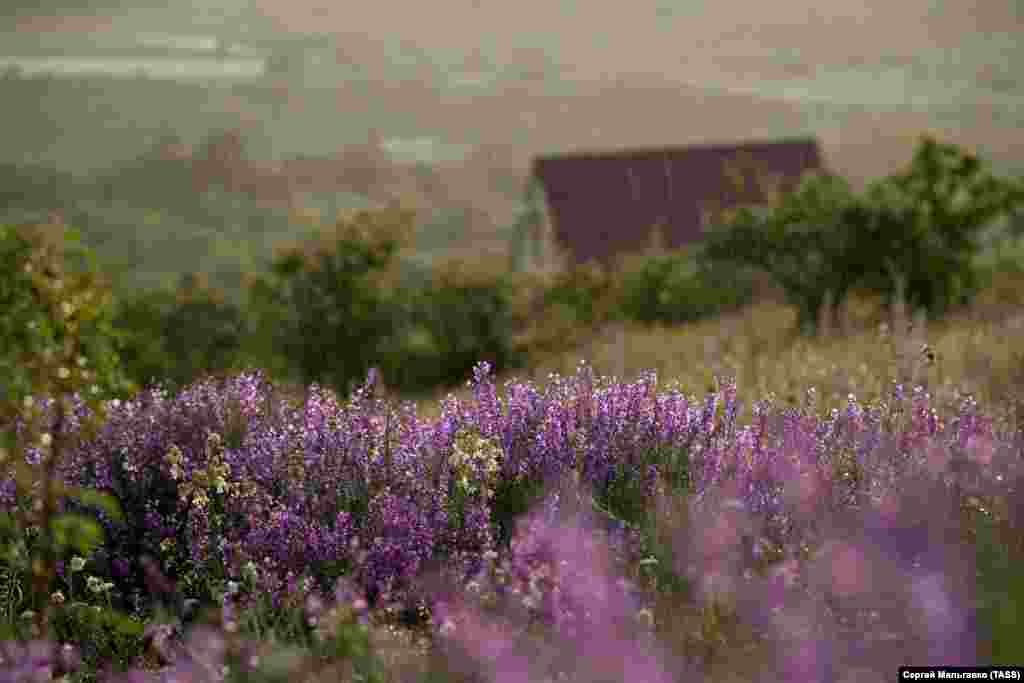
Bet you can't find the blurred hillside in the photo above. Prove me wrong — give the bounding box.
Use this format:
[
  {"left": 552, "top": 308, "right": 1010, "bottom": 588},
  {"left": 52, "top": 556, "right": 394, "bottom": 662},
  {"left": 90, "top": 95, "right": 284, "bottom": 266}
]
[{"left": 1, "top": 2, "right": 1022, "bottom": 307}]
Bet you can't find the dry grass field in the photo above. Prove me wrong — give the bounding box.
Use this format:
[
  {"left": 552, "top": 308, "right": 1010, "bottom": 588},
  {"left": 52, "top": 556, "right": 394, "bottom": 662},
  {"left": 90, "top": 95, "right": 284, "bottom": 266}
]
[
  {"left": 405, "top": 268, "right": 1024, "bottom": 438},
  {"left": 254, "top": 261, "right": 1024, "bottom": 444}
]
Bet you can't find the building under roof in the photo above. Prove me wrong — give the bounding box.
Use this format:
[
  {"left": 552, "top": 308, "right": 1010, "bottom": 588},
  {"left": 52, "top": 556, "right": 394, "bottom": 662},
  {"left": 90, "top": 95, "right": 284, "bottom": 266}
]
[{"left": 520, "top": 137, "right": 829, "bottom": 272}]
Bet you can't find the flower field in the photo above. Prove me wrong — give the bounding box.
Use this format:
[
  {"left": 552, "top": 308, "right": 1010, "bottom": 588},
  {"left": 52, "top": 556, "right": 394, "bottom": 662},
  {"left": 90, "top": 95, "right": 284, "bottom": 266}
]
[
  {"left": 2, "top": 135, "right": 1023, "bottom": 680},
  {"left": 1, "top": 271, "right": 1023, "bottom": 682}
]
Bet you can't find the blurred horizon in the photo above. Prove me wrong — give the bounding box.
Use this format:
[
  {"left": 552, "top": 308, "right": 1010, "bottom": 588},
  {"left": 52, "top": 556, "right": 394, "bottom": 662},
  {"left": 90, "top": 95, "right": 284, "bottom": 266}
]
[
  {"left": 1, "top": 0, "right": 1021, "bottom": 303},
  {"left": 2, "top": 0, "right": 1022, "bottom": 176}
]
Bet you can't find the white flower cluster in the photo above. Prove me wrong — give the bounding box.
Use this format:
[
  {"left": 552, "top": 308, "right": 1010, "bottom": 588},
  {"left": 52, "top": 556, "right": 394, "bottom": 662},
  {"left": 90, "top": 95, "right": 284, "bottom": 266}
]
[{"left": 450, "top": 428, "right": 503, "bottom": 497}]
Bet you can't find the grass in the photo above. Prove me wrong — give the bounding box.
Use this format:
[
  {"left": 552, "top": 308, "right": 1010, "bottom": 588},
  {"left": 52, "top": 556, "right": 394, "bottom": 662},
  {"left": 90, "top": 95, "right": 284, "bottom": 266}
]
[
  {"left": 2, "top": 261, "right": 1023, "bottom": 682},
  {"left": 413, "top": 267, "right": 1024, "bottom": 434}
]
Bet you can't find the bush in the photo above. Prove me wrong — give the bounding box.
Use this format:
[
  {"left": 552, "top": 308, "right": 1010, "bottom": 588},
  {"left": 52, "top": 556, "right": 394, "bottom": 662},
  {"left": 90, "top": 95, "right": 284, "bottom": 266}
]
[
  {"left": 386, "top": 255, "right": 524, "bottom": 394},
  {"left": 700, "top": 169, "right": 870, "bottom": 336},
  {"left": 0, "top": 222, "right": 139, "bottom": 435},
  {"left": 700, "top": 135, "right": 1024, "bottom": 336},
  {"left": 539, "top": 261, "right": 623, "bottom": 328},
  {"left": 617, "top": 247, "right": 758, "bottom": 325},
  {"left": 0, "top": 220, "right": 141, "bottom": 663},
  {"left": 111, "top": 271, "right": 262, "bottom": 397},
  {"left": 240, "top": 205, "right": 415, "bottom": 401}
]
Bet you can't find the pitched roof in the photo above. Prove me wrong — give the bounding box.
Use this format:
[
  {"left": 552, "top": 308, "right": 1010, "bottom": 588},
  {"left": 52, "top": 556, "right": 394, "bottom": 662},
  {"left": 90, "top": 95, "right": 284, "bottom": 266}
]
[{"left": 531, "top": 137, "right": 828, "bottom": 269}]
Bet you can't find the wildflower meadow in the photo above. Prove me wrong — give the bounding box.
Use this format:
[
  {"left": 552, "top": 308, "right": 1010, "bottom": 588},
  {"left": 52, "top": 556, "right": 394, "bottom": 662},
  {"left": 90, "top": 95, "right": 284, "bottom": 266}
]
[{"left": 1, "top": 135, "right": 1024, "bottom": 682}]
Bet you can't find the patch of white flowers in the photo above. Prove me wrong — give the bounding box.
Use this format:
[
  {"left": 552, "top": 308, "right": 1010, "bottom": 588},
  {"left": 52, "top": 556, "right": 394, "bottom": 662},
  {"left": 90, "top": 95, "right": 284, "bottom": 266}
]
[{"left": 450, "top": 427, "right": 503, "bottom": 497}]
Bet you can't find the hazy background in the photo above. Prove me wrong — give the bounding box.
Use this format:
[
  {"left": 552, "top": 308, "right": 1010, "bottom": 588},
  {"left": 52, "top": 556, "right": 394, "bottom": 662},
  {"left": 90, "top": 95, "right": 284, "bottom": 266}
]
[{"left": 2, "top": 0, "right": 1022, "bottom": 302}]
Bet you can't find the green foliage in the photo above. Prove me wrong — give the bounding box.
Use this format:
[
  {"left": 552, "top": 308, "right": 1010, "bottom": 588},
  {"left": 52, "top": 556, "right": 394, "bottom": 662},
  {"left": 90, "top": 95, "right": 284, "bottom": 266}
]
[
  {"left": 104, "top": 288, "right": 180, "bottom": 395},
  {"left": 0, "top": 221, "right": 135, "bottom": 651},
  {"left": 0, "top": 222, "right": 139, "bottom": 436},
  {"left": 865, "top": 137, "right": 1022, "bottom": 257},
  {"left": 488, "top": 465, "right": 551, "bottom": 555},
  {"left": 100, "top": 200, "right": 529, "bottom": 402},
  {"left": 700, "top": 170, "right": 866, "bottom": 336},
  {"left": 617, "top": 247, "right": 759, "bottom": 325},
  {"left": 241, "top": 206, "right": 415, "bottom": 400},
  {"left": 968, "top": 504, "right": 1024, "bottom": 664},
  {"left": 539, "top": 261, "right": 623, "bottom": 327},
  {"left": 111, "top": 271, "right": 260, "bottom": 396},
  {"left": 498, "top": 269, "right": 596, "bottom": 361},
  {"left": 591, "top": 441, "right": 696, "bottom": 604},
  {"left": 700, "top": 135, "right": 1024, "bottom": 336},
  {"left": 857, "top": 136, "right": 1024, "bottom": 316},
  {"left": 47, "top": 594, "right": 146, "bottom": 676},
  {"left": 388, "top": 255, "right": 525, "bottom": 393},
  {"left": 0, "top": 519, "right": 33, "bottom": 636},
  {"left": 188, "top": 593, "right": 394, "bottom": 683},
  {"left": 494, "top": 262, "right": 623, "bottom": 367},
  {"left": 971, "top": 211, "right": 1024, "bottom": 276}
]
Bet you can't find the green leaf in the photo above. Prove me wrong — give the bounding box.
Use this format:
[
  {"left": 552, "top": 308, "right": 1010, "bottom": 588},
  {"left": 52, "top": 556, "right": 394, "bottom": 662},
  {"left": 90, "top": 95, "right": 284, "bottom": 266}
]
[
  {"left": 63, "top": 487, "right": 124, "bottom": 523},
  {"left": 49, "top": 513, "right": 105, "bottom": 556}
]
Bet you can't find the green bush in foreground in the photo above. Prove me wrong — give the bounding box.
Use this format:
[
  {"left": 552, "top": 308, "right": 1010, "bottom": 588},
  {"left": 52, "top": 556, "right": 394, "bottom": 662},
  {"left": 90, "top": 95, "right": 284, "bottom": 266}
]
[
  {"left": 0, "top": 222, "right": 139, "bottom": 439},
  {"left": 0, "top": 221, "right": 140, "bottom": 671}
]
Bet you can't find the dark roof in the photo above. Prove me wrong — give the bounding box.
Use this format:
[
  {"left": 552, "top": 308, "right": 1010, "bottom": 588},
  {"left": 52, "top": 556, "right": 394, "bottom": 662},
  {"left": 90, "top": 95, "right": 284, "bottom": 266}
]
[{"left": 531, "top": 137, "right": 827, "bottom": 269}]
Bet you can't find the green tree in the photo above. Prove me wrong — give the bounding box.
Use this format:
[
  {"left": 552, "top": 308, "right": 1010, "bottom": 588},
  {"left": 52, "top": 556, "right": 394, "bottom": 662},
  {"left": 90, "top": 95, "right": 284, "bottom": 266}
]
[
  {"left": 241, "top": 205, "right": 415, "bottom": 400},
  {"left": 857, "top": 136, "right": 1024, "bottom": 317},
  {"left": 617, "top": 246, "right": 758, "bottom": 325},
  {"left": 700, "top": 170, "right": 863, "bottom": 336},
  {"left": 700, "top": 135, "right": 1024, "bottom": 336}
]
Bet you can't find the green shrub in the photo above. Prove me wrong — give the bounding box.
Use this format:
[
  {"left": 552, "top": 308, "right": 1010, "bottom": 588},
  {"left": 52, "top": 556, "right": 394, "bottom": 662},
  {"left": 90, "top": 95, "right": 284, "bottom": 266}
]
[
  {"left": 111, "top": 271, "right": 260, "bottom": 396},
  {"left": 0, "top": 222, "right": 139, "bottom": 431},
  {"left": 539, "top": 261, "right": 623, "bottom": 328},
  {"left": 700, "top": 169, "right": 869, "bottom": 336},
  {"left": 617, "top": 247, "right": 758, "bottom": 325},
  {"left": 0, "top": 220, "right": 141, "bottom": 664},
  {"left": 240, "top": 205, "right": 415, "bottom": 401},
  {"left": 386, "top": 254, "right": 524, "bottom": 394},
  {"left": 497, "top": 270, "right": 585, "bottom": 361}
]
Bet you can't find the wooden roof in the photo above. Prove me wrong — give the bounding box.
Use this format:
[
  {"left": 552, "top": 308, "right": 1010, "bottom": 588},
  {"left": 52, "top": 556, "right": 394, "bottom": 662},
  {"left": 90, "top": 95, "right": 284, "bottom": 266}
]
[{"left": 531, "top": 137, "right": 828, "bottom": 269}]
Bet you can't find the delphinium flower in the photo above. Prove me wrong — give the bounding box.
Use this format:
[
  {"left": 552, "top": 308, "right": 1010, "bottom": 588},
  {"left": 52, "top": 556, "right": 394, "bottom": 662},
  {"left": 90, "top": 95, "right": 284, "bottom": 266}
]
[{"left": 470, "top": 361, "right": 503, "bottom": 441}]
